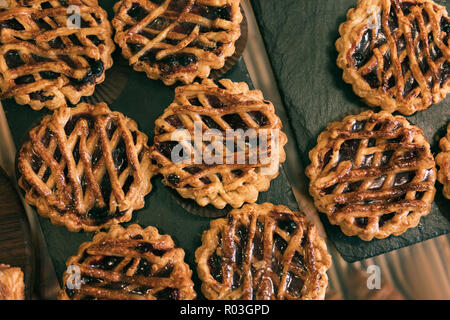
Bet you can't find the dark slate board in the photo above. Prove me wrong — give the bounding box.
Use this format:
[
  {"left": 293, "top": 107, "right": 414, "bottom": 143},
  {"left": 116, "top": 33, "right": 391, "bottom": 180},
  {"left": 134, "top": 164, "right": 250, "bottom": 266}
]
[
  {"left": 3, "top": 0, "right": 299, "bottom": 299},
  {"left": 251, "top": 0, "right": 450, "bottom": 262}
]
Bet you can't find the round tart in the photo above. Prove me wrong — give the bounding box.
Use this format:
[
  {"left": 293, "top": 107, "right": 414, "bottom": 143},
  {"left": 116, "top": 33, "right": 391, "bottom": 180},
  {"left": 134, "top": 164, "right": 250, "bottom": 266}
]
[
  {"left": 150, "top": 78, "right": 288, "bottom": 210},
  {"left": 436, "top": 123, "right": 450, "bottom": 199},
  {"left": 336, "top": 0, "right": 450, "bottom": 115},
  {"left": 0, "top": 0, "right": 115, "bottom": 110},
  {"left": 112, "top": 0, "right": 242, "bottom": 85},
  {"left": 306, "top": 111, "right": 436, "bottom": 241},
  {"left": 17, "top": 102, "right": 153, "bottom": 232},
  {"left": 58, "top": 224, "right": 196, "bottom": 300},
  {"left": 195, "top": 203, "right": 331, "bottom": 300}
]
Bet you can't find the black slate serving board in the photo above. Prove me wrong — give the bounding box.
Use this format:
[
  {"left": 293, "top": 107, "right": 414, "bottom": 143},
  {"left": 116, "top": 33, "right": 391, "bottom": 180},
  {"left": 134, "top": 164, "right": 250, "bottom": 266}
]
[
  {"left": 251, "top": 0, "right": 450, "bottom": 262},
  {"left": 2, "top": 0, "right": 300, "bottom": 298}
]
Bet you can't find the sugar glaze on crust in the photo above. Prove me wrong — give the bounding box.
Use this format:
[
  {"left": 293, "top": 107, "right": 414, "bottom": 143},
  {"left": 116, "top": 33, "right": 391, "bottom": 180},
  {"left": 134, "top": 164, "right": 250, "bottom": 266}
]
[
  {"left": 17, "top": 102, "right": 153, "bottom": 232},
  {"left": 112, "top": 0, "right": 242, "bottom": 85},
  {"left": 0, "top": 0, "right": 115, "bottom": 110},
  {"left": 195, "top": 203, "right": 331, "bottom": 300},
  {"left": 306, "top": 111, "right": 436, "bottom": 241},
  {"left": 58, "top": 224, "right": 196, "bottom": 300},
  {"left": 150, "top": 78, "right": 287, "bottom": 209},
  {"left": 336, "top": 0, "right": 450, "bottom": 115}
]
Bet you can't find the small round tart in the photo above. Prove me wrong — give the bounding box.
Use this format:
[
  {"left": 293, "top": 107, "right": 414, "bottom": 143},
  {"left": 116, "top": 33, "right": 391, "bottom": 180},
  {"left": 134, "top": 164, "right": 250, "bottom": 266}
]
[
  {"left": 306, "top": 111, "right": 436, "bottom": 241},
  {"left": 436, "top": 124, "right": 450, "bottom": 199},
  {"left": 17, "top": 102, "right": 153, "bottom": 232},
  {"left": 195, "top": 203, "right": 331, "bottom": 300},
  {"left": 0, "top": 0, "right": 115, "bottom": 110},
  {"left": 150, "top": 78, "right": 288, "bottom": 210},
  {"left": 112, "top": 0, "right": 242, "bottom": 85},
  {"left": 58, "top": 224, "right": 196, "bottom": 300},
  {"left": 336, "top": 0, "right": 450, "bottom": 115}
]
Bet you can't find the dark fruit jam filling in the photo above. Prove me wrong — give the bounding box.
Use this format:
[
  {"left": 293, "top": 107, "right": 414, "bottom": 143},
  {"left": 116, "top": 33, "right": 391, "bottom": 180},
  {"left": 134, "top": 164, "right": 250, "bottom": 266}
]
[
  {"left": 155, "top": 288, "right": 180, "bottom": 300},
  {"left": 69, "top": 59, "right": 104, "bottom": 87},
  {"left": 338, "top": 139, "right": 361, "bottom": 163},
  {"left": 353, "top": 30, "right": 371, "bottom": 69},
  {"left": 128, "top": 2, "right": 149, "bottom": 21},
  {"left": 354, "top": 3, "right": 450, "bottom": 90},
  {"left": 0, "top": 18, "right": 24, "bottom": 30}
]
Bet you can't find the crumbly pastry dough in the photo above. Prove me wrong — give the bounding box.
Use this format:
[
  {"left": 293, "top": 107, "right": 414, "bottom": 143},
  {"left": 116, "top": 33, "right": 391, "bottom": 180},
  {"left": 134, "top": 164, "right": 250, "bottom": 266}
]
[
  {"left": 0, "top": 264, "right": 24, "bottom": 300},
  {"left": 436, "top": 124, "right": 450, "bottom": 199},
  {"left": 17, "top": 102, "right": 153, "bottom": 232},
  {"left": 0, "top": 0, "right": 115, "bottom": 110},
  {"left": 112, "top": 0, "right": 242, "bottom": 85},
  {"left": 58, "top": 224, "right": 196, "bottom": 300},
  {"left": 306, "top": 111, "right": 436, "bottom": 241},
  {"left": 195, "top": 203, "right": 331, "bottom": 300},
  {"left": 336, "top": 0, "right": 450, "bottom": 115},
  {"left": 150, "top": 78, "right": 288, "bottom": 209}
]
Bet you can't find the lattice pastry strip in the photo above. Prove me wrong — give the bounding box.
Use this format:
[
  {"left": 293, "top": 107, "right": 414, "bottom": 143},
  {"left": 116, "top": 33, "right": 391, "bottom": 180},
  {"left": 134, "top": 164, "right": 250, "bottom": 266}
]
[
  {"left": 58, "top": 224, "right": 196, "bottom": 300},
  {"left": 150, "top": 78, "right": 288, "bottom": 209},
  {"left": 112, "top": 0, "right": 242, "bottom": 85},
  {"left": 336, "top": 0, "right": 450, "bottom": 115},
  {"left": 436, "top": 123, "right": 450, "bottom": 199},
  {"left": 0, "top": 0, "right": 114, "bottom": 110},
  {"left": 195, "top": 203, "right": 331, "bottom": 300},
  {"left": 306, "top": 111, "right": 436, "bottom": 241},
  {"left": 17, "top": 102, "right": 153, "bottom": 232}
]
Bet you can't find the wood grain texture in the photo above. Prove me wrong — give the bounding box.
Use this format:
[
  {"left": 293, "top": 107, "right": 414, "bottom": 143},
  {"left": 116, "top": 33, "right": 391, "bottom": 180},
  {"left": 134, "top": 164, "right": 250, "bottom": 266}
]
[{"left": 0, "top": 167, "right": 34, "bottom": 299}]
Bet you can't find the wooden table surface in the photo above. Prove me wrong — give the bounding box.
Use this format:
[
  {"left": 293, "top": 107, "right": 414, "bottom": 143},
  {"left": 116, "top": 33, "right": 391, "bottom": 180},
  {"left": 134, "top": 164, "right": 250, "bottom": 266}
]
[{"left": 0, "top": 167, "right": 34, "bottom": 299}]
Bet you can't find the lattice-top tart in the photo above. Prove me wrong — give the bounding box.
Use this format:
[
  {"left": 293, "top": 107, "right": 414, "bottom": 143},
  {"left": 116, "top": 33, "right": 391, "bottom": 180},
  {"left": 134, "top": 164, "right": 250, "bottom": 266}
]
[
  {"left": 436, "top": 123, "right": 450, "bottom": 199},
  {"left": 112, "top": 0, "right": 242, "bottom": 85},
  {"left": 336, "top": 0, "right": 450, "bottom": 115},
  {"left": 0, "top": 0, "right": 114, "bottom": 110},
  {"left": 58, "top": 224, "right": 196, "bottom": 300},
  {"left": 0, "top": 264, "right": 24, "bottom": 300},
  {"left": 306, "top": 111, "right": 436, "bottom": 241},
  {"left": 195, "top": 203, "right": 331, "bottom": 300},
  {"left": 17, "top": 102, "right": 153, "bottom": 232},
  {"left": 150, "top": 78, "right": 287, "bottom": 210}
]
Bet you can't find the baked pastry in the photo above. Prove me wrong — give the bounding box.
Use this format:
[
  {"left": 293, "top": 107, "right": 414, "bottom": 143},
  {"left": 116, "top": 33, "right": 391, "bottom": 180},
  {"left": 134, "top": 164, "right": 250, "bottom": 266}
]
[
  {"left": 58, "top": 224, "right": 196, "bottom": 300},
  {"left": 112, "top": 0, "right": 242, "bottom": 85},
  {"left": 195, "top": 203, "right": 331, "bottom": 300},
  {"left": 336, "top": 0, "right": 450, "bottom": 115},
  {"left": 17, "top": 102, "right": 153, "bottom": 232},
  {"left": 0, "top": 264, "right": 24, "bottom": 300},
  {"left": 436, "top": 123, "right": 450, "bottom": 199},
  {"left": 0, "top": 0, "right": 114, "bottom": 110},
  {"left": 306, "top": 111, "right": 436, "bottom": 241},
  {"left": 150, "top": 78, "right": 288, "bottom": 209}
]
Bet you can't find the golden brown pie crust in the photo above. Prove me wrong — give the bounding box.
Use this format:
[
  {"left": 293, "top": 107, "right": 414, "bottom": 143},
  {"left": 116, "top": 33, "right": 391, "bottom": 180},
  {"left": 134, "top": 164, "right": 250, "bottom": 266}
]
[
  {"left": 150, "top": 78, "right": 288, "bottom": 209},
  {"left": 58, "top": 224, "right": 196, "bottom": 300},
  {"left": 17, "top": 102, "right": 153, "bottom": 232},
  {"left": 336, "top": 0, "right": 450, "bottom": 115},
  {"left": 436, "top": 123, "right": 450, "bottom": 199},
  {"left": 112, "top": 0, "right": 242, "bottom": 85},
  {"left": 306, "top": 111, "right": 436, "bottom": 241},
  {"left": 0, "top": 0, "right": 115, "bottom": 110},
  {"left": 195, "top": 203, "right": 331, "bottom": 300},
  {"left": 0, "top": 264, "right": 24, "bottom": 300}
]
